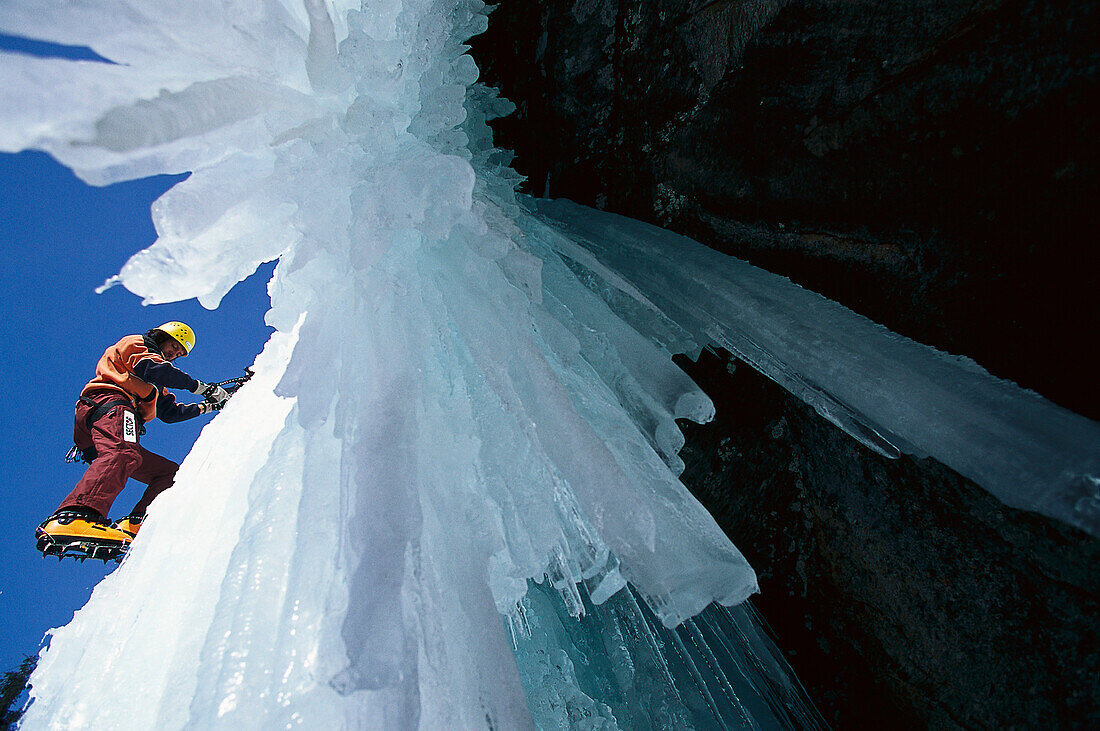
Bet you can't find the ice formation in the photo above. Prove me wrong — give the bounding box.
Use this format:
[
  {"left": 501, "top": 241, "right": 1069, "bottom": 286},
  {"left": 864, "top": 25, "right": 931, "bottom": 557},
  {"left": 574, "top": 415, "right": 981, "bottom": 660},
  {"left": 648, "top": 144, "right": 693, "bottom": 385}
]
[
  {"left": 524, "top": 198, "right": 1100, "bottom": 537},
  {"left": 2, "top": 0, "right": 1093, "bottom": 727}
]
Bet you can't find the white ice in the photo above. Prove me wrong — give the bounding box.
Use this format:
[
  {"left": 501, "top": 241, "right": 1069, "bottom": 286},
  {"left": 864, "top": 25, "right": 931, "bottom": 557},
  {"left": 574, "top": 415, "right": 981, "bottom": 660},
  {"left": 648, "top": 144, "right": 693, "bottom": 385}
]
[
  {"left": 2, "top": 0, "right": 1094, "bottom": 727},
  {"left": 4, "top": 1, "right": 756, "bottom": 726}
]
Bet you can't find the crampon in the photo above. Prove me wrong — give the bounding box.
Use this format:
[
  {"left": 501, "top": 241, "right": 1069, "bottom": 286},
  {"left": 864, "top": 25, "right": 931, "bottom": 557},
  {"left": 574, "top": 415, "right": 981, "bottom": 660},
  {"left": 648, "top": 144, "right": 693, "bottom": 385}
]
[
  {"left": 36, "top": 533, "right": 129, "bottom": 562},
  {"left": 35, "top": 512, "right": 132, "bottom": 563}
]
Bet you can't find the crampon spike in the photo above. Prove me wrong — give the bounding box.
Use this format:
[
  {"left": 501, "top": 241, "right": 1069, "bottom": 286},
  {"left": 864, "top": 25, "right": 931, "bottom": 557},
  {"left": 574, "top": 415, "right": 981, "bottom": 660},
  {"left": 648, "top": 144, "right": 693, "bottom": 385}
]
[{"left": 36, "top": 534, "right": 127, "bottom": 564}]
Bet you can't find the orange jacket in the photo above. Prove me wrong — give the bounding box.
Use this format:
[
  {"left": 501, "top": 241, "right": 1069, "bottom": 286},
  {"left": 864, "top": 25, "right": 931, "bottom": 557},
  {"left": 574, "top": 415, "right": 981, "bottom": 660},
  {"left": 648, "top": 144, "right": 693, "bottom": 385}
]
[{"left": 80, "top": 335, "right": 188, "bottom": 422}]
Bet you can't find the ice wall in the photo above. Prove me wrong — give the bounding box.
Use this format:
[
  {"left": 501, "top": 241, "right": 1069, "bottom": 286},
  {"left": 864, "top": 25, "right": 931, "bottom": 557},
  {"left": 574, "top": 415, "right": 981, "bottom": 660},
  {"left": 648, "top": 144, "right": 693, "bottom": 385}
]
[
  {"left": 3, "top": 1, "right": 793, "bottom": 727},
  {"left": 4, "top": 0, "right": 1094, "bottom": 726},
  {"left": 524, "top": 198, "right": 1100, "bottom": 537},
  {"left": 513, "top": 579, "right": 823, "bottom": 729}
]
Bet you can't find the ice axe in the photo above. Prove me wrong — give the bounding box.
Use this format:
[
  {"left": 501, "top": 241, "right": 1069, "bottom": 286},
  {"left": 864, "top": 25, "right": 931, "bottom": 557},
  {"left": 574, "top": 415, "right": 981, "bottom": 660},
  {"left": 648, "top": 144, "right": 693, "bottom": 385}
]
[{"left": 204, "top": 368, "right": 254, "bottom": 403}]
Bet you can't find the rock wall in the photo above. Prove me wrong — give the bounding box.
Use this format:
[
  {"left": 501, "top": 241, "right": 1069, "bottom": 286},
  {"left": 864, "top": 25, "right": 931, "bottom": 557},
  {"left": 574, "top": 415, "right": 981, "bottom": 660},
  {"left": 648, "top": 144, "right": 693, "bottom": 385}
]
[
  {"left": 471, "top": 2, "right": 1100, "bottom": 726},
  {"left": 472, "top": 0, "right": 1099, "bottom": 420},
  {"left": 677, "top": 349, "right": 1098, "bottom": 728}
]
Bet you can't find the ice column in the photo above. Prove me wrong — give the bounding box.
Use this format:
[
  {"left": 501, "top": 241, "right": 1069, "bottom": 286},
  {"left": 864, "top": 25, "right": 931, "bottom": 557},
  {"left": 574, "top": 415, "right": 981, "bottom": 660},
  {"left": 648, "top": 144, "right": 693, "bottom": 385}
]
[{"left": 2, "top": 1, "right": 800, "bottom": 728}]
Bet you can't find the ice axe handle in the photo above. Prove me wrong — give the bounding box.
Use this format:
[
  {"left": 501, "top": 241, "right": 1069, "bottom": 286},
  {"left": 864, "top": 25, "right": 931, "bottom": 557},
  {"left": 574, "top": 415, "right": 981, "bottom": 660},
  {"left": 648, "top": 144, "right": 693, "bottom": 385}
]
[{"left": 209, "top": 368, "right": 254, "bottom": 398}]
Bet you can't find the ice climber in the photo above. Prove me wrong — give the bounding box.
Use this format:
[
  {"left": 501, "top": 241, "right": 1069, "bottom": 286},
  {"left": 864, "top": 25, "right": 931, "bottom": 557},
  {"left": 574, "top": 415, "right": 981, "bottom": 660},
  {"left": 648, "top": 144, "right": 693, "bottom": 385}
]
[{"left": 36, "top": 322, "right": 231, "bottom": 561}]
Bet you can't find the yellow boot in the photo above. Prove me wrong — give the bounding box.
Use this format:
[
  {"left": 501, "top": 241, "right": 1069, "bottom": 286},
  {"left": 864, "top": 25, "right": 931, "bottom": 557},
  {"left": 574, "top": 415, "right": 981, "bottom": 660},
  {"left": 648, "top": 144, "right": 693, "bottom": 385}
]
[
  {"left": 112, "top": 515, "right": 144, "bottom": 537},
  {"left": 36, "top": 508, "right": 133, "bottom": 562}
]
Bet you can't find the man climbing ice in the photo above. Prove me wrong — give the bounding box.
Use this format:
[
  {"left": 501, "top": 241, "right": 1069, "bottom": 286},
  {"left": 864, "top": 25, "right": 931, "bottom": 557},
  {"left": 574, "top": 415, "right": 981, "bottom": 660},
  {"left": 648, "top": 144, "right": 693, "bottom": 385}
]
[{"left": 36, "top": 321, "right": 231, "bottom": 561}]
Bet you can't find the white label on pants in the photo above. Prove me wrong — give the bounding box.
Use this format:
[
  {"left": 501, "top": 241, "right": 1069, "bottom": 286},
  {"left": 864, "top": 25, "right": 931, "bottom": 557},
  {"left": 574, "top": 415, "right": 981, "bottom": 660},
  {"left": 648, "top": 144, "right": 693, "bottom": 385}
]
[{"left": 123, "top": 410, "right": 138, "bottom": 443}]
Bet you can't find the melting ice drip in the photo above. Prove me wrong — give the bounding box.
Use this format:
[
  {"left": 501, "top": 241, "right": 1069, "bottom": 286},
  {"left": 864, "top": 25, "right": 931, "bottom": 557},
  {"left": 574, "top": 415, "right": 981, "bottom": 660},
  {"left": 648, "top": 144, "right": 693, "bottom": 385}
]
[{"left": 2, "top": 0, "right": 1094, "bottom": 727}]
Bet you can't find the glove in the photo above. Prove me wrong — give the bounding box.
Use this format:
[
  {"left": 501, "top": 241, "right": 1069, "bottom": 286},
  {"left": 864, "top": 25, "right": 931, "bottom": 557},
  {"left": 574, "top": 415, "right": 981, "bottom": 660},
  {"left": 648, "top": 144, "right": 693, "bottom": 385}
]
[
  {"left": 194, "top": 381, "right": 230, "bottom": 405},
  {"left": 198, "top": 399, "right": 230, "bottom": 414}
]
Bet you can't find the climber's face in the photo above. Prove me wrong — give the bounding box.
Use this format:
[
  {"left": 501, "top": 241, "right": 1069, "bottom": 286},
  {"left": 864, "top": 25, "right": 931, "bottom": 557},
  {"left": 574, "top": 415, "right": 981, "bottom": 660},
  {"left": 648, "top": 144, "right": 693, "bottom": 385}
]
[{"left": 161, "top": 339, "right": 185, "bottom": 361}]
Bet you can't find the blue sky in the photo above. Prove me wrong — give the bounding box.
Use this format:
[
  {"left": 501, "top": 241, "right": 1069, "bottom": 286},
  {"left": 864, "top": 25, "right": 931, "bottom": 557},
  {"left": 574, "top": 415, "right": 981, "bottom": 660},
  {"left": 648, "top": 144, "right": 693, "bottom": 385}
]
[
  {"left": 0, "top": 151, "right": 276, "bottom": 672},
  {"left": 1, "top": 31, "right": 276, "bottom": 673}
]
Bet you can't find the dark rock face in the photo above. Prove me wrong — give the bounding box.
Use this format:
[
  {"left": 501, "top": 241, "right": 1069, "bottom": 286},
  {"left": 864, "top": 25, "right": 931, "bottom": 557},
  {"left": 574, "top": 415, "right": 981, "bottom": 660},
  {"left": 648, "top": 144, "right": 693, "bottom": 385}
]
[
  {"left": 471, "top": 2, "right": 1100, "bottom": 727},
  {"left": 676, "top": 349, "right": 1099, "bottom": 728},
  {"left": 472, "top": 0, "right": 1099, "bottom": 420}
]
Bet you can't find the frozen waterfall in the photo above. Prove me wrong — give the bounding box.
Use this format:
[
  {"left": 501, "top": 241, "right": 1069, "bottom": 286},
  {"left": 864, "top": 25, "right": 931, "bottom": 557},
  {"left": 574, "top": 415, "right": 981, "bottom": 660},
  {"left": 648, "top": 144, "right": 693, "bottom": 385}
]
[
  {"left": 2, "top": 0, "right": 1093, "bottom": 727},
  {"left": 523, "top": 197, "right": 1100, "bottom": 538}
]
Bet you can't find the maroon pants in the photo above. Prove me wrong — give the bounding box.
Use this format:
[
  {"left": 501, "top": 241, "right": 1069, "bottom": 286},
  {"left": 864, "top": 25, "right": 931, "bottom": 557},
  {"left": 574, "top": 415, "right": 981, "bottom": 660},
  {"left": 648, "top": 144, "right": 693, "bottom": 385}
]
[{"left": 58, "top": 393, "right": 178, "bottom": 519}]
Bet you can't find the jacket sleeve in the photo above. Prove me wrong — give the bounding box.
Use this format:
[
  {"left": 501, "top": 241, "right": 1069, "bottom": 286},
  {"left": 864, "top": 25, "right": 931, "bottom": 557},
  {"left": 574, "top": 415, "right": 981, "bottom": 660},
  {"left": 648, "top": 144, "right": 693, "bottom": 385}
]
[
  {"left": 155, "top": 390, "right": 203, "bottom": 423},
  {"left": 133, "top": 355, "right": 201, "bottom": 393}
]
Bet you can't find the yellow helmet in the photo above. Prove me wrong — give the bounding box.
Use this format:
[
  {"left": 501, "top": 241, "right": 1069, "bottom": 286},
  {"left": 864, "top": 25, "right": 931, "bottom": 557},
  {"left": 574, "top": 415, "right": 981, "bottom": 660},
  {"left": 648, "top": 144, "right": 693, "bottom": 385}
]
[{"left": 155, "top": 321, "right": 195, "bottom": 355}]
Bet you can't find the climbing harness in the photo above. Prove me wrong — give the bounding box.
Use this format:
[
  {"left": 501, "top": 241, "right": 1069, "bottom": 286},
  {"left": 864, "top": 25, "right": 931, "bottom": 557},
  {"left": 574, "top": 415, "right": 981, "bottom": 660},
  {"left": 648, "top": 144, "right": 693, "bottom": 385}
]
[
  {"left": 78, "top": 395, "right": 143, "bottom": 434},
  {"left": 65, "top": 396, "right": 144, "bottom": 463}
]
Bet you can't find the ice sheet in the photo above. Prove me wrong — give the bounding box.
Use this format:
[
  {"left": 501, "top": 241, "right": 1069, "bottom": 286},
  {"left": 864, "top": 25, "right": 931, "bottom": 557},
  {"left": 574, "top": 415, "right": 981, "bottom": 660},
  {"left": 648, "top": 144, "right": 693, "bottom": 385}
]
[
  {"left": 527, "top": 197, "right": 1100, "bottom": 537},
  {"left": 5, "top": 2, "right": 784, "bottom": 727}
]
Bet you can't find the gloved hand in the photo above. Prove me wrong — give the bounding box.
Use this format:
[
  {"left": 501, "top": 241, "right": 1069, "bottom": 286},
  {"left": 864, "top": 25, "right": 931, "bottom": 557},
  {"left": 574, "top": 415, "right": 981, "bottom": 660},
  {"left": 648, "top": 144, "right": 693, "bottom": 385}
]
[
  {"left": 193, "top": 381, "right": 230, "bottom": 405},
  {"left": 197, "top": 400, "right": 225, "bottom": 415}
]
